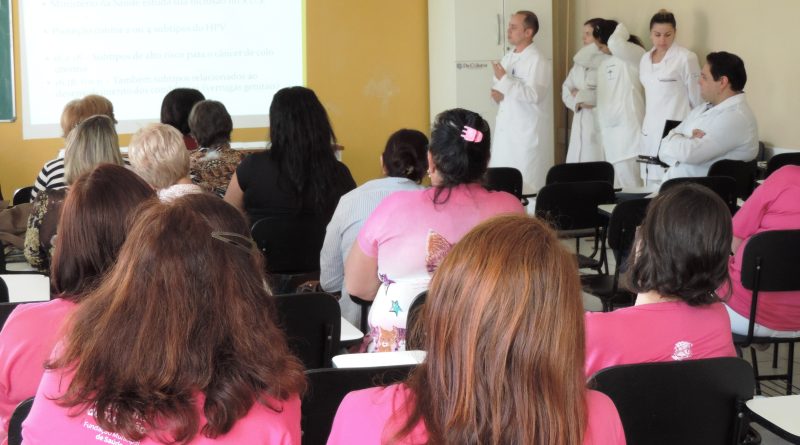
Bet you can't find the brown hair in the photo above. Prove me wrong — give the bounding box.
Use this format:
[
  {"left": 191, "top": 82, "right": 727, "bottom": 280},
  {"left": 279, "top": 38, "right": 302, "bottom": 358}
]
[
  {"left": 188, "top": 100, "right": 233, "bottom": 148},
  {"left": 49, "top": 194, "right": 306, "bottom": 443},
  {"left": 59, "top": 94, "right": 116, "bottom": 138},
  {"left": 397, "top": 214, "right": 587, "bottom": 444},
  {"left": 516, "top": 10, "right": 540, "bottom": 36},
  {"left": 51, "top": 164, "right": 155, "bottom": 301}
]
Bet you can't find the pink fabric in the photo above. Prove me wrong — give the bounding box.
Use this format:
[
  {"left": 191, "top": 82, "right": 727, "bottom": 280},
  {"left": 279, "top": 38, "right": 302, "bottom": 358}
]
[
  {"left": 585, "top": 301, "right": 737, "bottom": 377},
  {"left": 22, "top": 366, "right": 301, "bottom": 444},
  {"left": 356, "top": 183, "right": 523, "bottom": 352},
  {"left": 721, "top": 165, "right": 800, "bottom": 331},
  {"left": 0, "top": 298, "right": 76, "bottom": 438},
  {"left": 327, "top": 384, "right": 625, "bottom": 445}
]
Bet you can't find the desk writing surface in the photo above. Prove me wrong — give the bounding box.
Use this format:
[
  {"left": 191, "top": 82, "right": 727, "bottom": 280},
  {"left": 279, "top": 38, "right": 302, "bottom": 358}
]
[
  {"left": 340, "top": 317, "right": 363, "bottom": 343},
  {"left": 1, "top": 274, "right": 50, "bottom": 302},
  {"left": 332, "top": 350, "right": 427, "bottom": 369},
  {"left": 746, "top": 395, "right": 800, "bottom": 442}
]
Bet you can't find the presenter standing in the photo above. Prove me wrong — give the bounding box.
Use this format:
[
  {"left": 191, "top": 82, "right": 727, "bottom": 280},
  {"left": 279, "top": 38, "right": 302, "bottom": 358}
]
[
  {"left": 490, "top": 10, "right": 553, "bottom": 194},
  {"left": 639, "top": 10, "right": 702, "bottom": 186}
]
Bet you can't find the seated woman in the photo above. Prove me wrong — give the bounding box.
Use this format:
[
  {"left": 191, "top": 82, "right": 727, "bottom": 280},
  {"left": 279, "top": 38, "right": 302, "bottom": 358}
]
[
  {"left": 22, "top": 194, "right": 306, "bottom": 444},
  {"left": 585, "top": 184, "right": 737, "bottom": 377},
  {"left": 31, "top": 94, "right": 117, "bottom": 200},
  {"left": 225, "top": 86, "right": 356, "bottom": 224},
  {"left": 320, "top": 129, "right": 428, "bottom": 325},
  {"left": 721, "top": 164, "right": 800, "bottom": 336},
  {"left": 0, "top": 165, "right": 154, "bottom": 440},
  {"left": 24, "top": 114, "right": 125, "bottom": 271},
  {"left": 160, "top": 87, "right": 205, "bottom": 151},
  {"left": 328, "top": 215, "right": 625, "bottom": 444},
  {"left": 188, "top": 100, "right": 244, "bottom": 196},
  {"left": 345, "top": 108, "right": 524, "bottom": 352},
  {"left": 128, "top": 123, "right": 204, "bottom": 201}
]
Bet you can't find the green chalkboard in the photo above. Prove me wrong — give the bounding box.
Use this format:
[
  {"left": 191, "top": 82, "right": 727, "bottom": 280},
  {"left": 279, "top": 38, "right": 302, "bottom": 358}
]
[{"left": 0, "top": 0, "right": 13, "bottom": 122}]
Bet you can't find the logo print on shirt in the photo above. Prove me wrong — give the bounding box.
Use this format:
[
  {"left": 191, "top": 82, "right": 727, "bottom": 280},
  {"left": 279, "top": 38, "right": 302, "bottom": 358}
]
[
  {"left": 672, "top": 341, "right": 693, "bottom": 361},
  {"left": 425, "top": 230, "right": 453, "bottom": 274},
  {"left": 390, "top": 300, "right": 402, "bottom": 316}
]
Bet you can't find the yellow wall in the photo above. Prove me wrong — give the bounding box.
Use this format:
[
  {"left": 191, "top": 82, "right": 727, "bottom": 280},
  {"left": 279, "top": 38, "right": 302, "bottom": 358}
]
[
  {"left": 0, "top": 0, "right": 430, "bottom": 194},
  {"left": 572, "top": 0, "right": 800, "bottom": 152}
]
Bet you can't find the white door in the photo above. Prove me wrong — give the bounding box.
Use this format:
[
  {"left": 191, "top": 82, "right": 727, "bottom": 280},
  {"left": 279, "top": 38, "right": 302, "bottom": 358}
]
[{"left": 454, "top": 0, "right": 505, "bottom": 61}]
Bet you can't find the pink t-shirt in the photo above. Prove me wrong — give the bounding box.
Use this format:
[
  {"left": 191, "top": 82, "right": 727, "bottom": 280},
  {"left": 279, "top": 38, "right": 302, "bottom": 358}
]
[
  {"left": 585, "top": 301, "right": 737, "bottom": 377},
  {"left": 0, "top": 298, "right": 76, "bottom": 437},
  {"left": 356, "top": 183, "right": 523, "bottom": 352},
  {"left": 721, "top": 165, "right": 800, "bottom": 331},
  {"left": 327, "top": 384, "right": 625, "bottom": 445},
  {"left": 22, "top": 366, "right": 301, "bottom": 444}
]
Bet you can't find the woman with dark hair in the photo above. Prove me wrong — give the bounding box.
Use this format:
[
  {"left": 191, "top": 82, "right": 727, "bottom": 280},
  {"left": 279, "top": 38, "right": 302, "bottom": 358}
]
[
  {"left": 563, "top": 17, "right": 608, "bottom": 163},
  {"left": 593, "top": 19, "right": 646, "bottom": 189},
  {"left": 585, "top": 184, "right": 737, "bottom": 377},
  {"left": 639, "top": 10, "right": 702, "bottom": 186},
  {"left": 345, "top": 109, "right": 523, "bottom": 352},
  {"left": 188, "top": 100, "right": 244, "bottom": 197},
  {"left": 329, "top": 215, "right": 625, "bottom": 444},
  {"left": 22, "top": 194, "right": 306, "bottom": 444},
  {"left": 0, "top": 164, "right": 154, "bottom": 440},
  {"left": 161, "top": 87, "right": 205, "bottom": 151},
  {"left": 225, "top": 86, "right": 356, "bottom": 224},
  {"left": 320, "top": 129, "right": 429, "bottom": 325}
]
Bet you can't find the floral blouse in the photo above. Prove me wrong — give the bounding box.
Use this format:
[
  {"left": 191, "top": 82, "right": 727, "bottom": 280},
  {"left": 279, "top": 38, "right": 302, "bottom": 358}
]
[{"left": 189, "top": 144, "right": 244, "bottom": 197}]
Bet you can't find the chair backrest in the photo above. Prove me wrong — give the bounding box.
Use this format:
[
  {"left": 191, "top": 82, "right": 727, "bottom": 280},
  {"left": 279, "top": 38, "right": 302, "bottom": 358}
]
[
  {"left": 535, "top": 181, "right": 616, "bottom": 232},
  {"left": 606, "top": 199, "right": 650, "bottom": 268},
  {"left": 766, "top": 152, "right": 800, "bottom": 177},
  {"left": 302, "top": 365, "right": 416, "bottom": 445},
  {"left": 707, "top": 159, "right": 758, "bottom": 200},
  {"left": 545, "top": 161, "right": 615, "bottom": 186},
  {"left": 251, "top": 214, "right": 328, "bottom": 274},
  {"left": 7, "top": 397, "right": 34, "bottom": 445},
  {"left": 659, "top": 176, "right": 738, "bottom": 214},
  {"left": 484, "top": 167, "right": 523, "bottom": 199},
  {"left": 11, "top": 187, "right": 33, "bottom": 206},
  {"left": 272, "top": 292, "right": 341, "bottom": 369},
  {"left": 405, "top": 291, "right": 427, "bottom": 350},
  {"left": 741, "top": 230, "right": 800, "bottom": 293},
  {"left": 0, "top": 277, "right": 8, "bottom": 303},
  {"left": 589, "top": 357, "right": 754, "bottom": 445}
]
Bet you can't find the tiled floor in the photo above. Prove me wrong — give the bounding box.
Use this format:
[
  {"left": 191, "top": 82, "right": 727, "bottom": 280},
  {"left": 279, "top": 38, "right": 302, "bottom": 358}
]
[{"left": 576, "top": 237, "right": 798, "bottom": 444}]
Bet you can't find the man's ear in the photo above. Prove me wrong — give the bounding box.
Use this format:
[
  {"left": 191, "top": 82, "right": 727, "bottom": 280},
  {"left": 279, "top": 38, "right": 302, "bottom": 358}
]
[{"left": 720, "top": 75, "right": 731, "bottom": 91}]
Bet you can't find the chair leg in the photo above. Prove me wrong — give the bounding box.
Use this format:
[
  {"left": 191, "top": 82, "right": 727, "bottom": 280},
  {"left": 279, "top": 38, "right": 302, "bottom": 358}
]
[
  {"left": 772, "top": 343, "right": 779, "bottom": 369},
  {"left": 786, "top": 343, "right": 795, "bottom": 395},
  {"left": 360, "top": 306, "right": 369, "bottom": 334},
  {"left": 750, "top": 347, "right": 762, "bottom": 396}
]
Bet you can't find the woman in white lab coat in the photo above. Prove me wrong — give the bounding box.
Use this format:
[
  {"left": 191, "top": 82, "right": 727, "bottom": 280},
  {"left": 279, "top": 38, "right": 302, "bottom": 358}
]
[
  {"left": 594, "top": 20, "right": 646, "bottom": 189},
  {"left": 639, "top": 10, "right": 702, "bottom": 185},
  {"left": 563, "top": 18, "right": 608, "bottom": 163}
]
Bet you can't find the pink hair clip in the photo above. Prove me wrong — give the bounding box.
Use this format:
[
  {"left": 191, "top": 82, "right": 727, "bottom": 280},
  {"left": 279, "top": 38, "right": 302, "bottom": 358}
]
[{"left": 461, "top": 125, "right": 483, "bottom": 143}]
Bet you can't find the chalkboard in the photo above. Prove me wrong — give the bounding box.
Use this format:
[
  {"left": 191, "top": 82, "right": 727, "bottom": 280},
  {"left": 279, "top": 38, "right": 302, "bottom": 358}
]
[{"left": 0, "top": 0, "right": 13, "bottom": 122}]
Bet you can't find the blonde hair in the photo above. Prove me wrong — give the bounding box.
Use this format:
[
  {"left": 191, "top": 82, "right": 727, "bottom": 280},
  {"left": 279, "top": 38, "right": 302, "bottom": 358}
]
[
  {"left": 128, "top": 123, "right": 189, "bottom": 189},
  {"left": 59, "top": 94, "right": 116, "bottom": 138},
  {"left": 64, "top": 115, "right": 124, "bottom": 185}
]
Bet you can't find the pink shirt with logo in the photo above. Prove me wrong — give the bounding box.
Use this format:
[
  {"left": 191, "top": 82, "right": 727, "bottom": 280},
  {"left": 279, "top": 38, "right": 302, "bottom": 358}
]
[
  {"left": 721, "top": 165, "right": 800, "bottom": 331},
  {"left": 585, "top": 301, "right": 737, "bottom": 377},
  {"left": 22, "top": 365, "right": 301, "bottom": 444},
  {"left": 0, "top": 298, "right": 76, "bottom": 439},
  {"left": 356, "top": 183, "right": 523, "bottom": 352},
  {"left": 327, "top": 383, "right": 626, "bottom": 445}
]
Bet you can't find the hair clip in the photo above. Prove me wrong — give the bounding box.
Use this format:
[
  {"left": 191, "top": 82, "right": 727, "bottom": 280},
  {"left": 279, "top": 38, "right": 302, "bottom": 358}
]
[
  {"left": 211, "top": 231, "right": 256, "bottom": 254},
  {"left": 461, "top": 126, "right": 483, "bottom": 143}
]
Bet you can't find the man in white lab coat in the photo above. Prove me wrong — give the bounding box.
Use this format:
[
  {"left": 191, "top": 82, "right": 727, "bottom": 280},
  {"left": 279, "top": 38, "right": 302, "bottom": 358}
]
[
  {"left": 490, "top": 11, "right": 553, "bottom": 194},
  {"left": 660, "top": 51, "right": 758, "bottom": 182}
]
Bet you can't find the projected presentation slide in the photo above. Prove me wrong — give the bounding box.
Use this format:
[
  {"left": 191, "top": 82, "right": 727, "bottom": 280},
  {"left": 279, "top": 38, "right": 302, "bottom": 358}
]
[{"left": 20, "top": 0, "right": 304, "bottom": 139}]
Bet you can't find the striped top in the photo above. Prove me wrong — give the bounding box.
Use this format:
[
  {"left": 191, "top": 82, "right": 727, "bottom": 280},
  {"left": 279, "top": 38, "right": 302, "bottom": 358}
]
[{"left": 31, "top": 156, "right": 66, "bottom": 200}]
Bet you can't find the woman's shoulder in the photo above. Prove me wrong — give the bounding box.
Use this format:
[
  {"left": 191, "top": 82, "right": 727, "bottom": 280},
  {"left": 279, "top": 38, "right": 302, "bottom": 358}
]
[
  {"left": 585, "top": 390, "right": 625, "bottom": 444},
  {"left": 1, "top": 299, "right": 74, "bottom": 338}
]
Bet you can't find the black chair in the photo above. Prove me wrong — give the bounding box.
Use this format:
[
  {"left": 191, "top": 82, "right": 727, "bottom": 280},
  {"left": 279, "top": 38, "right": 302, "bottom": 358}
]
[
  {"left": 405, "top": 291, "right": 427, "bottom": 350},
  {"left": 589, "top": 357, "right": 754, "bottom": 445},
  {"left": 348, "top": 294, "right": 372, "bottom": 334},
  {"left": 708, "top": 159, "right": 758, "bottom": 200},
  {"left": 733, "top": 229, "right": 800, "bottom": 395},
  {"left": 7, "top": 397, "right": 34, "bottom": 445},
  {"left": 582, "top": 199, "right": 650, "bottom": 312},
  {"left": 660, "top": 176, "right": 739, "bottom": 214},
  {"left": 11, "top": 187, "right": 33, "bottom": 206},
  {"left": 544, "top": 161, "right": 615, "bottom": 186},
  {"left": 484, "top": 167, "right": 529, "bottom": 206},
  {"left": 302, "top": 365, "right": 415, "bottom": 445},
  {"left": 273, "top": 292, "right": 341, "bottom": 370},
  {"left": 535, "top": 181, "right": 616, "bottom": 274},
  {"left": 0, "top": 277, "right": 8, "bottom": 304},
  {"left": 766, "top": 152, "right": 800, "bottom": 178},
  {"left": 251, "top": 215, "right": 327, "bottom": 294}
]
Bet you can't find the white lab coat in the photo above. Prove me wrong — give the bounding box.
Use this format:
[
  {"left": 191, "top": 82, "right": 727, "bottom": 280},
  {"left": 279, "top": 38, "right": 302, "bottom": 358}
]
[
  {"left": 491, "top": 42, "right": 554, "bottom": 194},
  {"left": 563, "top": 44, "right": 608, "bottom": 163},
  {"left": 595, "top": 24, "right": 646, "bottom": 188},
  {"left": 660, "top": 93, "right": 758, "bottom": 181},
  {"left": 639, "top": 43, "right": 702, "bottom": 182}
]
